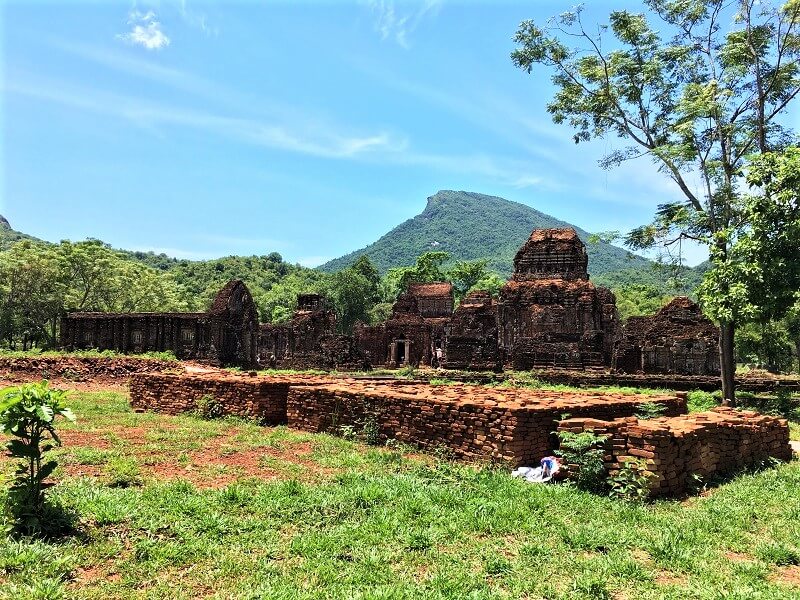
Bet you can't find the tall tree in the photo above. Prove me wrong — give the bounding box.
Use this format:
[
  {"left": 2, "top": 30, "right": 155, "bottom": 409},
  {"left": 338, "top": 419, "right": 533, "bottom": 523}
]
[{"left": 512, "top": 0, "right": 800, "bottom": 403}]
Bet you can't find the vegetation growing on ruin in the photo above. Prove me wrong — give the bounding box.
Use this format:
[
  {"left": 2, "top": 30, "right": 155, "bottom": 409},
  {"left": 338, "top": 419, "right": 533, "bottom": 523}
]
[{"left": 0, "top": 388, "right": 798, "bottom": 598}]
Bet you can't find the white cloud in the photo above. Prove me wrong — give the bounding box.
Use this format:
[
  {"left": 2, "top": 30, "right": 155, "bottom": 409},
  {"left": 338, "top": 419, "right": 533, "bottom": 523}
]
[
  {"left": 117, "top": 9, "right": 170, "bottom": 50},
  {"left": 3, "top": 78, "right": 406, "bottom": 160},
  {"left": 366, "top": 0, "right": 442, "bottom": 48}
]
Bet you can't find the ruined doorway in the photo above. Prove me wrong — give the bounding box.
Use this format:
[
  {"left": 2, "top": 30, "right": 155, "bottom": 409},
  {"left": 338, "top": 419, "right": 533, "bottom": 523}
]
[{"left": 396, "top": 339, "right": 406, "bottom": 365}]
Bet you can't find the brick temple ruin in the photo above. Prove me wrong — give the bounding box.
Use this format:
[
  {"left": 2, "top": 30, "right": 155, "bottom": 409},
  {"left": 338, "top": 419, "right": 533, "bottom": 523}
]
[
  {"left": 613, "top": 296, "right": 721, "bottom": 375},
  {"left": 60, "top": 227, "right": 722, "bottom": 376},
  {"left": 60, "top": 280, "right": 259, "bottom": 367}
]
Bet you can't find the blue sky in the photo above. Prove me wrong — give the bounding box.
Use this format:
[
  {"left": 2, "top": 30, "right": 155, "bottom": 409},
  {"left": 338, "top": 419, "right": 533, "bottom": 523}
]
[{"left": 3, "top": 1, "right": 787, "bottom": 267}]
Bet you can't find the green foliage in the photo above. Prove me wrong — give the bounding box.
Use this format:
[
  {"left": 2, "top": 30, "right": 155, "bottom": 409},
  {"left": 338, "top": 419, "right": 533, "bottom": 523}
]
[
  {"left": 686, "top": 391, "right": 719, "bottom": 413},
  {"left": 513, "top": 1, "right": 800, "bottom": 402},
  {"left": 361, "top": 415, "right": 381, "bottom": 447},
  {"left": 325, "top": 256, "right": 381, "bottom": 333},
  {"left": 736, "top": 321, "right": 796, "bottom": 373},
  {"left": 555, "top": 430, "right": 609, "bottom": 493},
  {"left": 611, "top": 284, "right": 674, "bottom": 322},
  {"left": 194, "top": 394, "right": 223, "bottom": 420},
  {"left": 609, "top": 458, "right": 653, "bottom": 503},
  {"left": 104, "top": 457, "right": 142, "bottom": 488},
  {"left": 634, "top": 402, "right": 667, "bottom": 420},
  {"left": 0, "top": 382, "right": 75, "bottom": 535},
  {"left": 447, "top": 259, "right": 489, "bottom": 302}
]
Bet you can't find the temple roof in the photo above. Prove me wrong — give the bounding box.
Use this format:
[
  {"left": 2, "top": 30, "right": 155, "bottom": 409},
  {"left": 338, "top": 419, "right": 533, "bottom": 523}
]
[
  {"left": 408, "top": 282, "right": 453, "bottom": 297},
  {"left": 512, "top": 227, "right": 589, "bottom": 282}
]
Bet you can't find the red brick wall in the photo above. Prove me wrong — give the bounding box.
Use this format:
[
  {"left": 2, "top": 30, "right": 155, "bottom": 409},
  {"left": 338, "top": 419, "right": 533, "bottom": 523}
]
[
  {"left": 558, "top": 408, "right": 792, "bottom": 497},
  {"left": 286, "top": 383, "right": 685, "bottom": 465},
  {"left": 129, "top": 372, "right": 290, "bottom": 424}
]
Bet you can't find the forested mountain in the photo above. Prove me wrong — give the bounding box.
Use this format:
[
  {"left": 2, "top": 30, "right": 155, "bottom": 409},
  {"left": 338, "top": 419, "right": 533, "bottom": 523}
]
[
  {"left": 0, "top": 215, "right": 43, "bottom": 249},
  {"left": 321, "top": 190, "right": 648, "bottom": 276}
]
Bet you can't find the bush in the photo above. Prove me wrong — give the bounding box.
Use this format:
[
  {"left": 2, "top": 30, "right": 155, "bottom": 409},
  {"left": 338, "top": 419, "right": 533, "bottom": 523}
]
[
  {"left": 0, "top": 381, "right": 75, "bottom": 536},
  {"left": 634, "top": 402, "right": 667, "bottom": 420},
  {"left": 609, "top": 457, "right": 653, "bottom": 502},
  {"left": 194, "top": 394, "right": 223, "bottom": 420},
  {"left": 556, "top": 430, "right": 608, "bottom": 493}
]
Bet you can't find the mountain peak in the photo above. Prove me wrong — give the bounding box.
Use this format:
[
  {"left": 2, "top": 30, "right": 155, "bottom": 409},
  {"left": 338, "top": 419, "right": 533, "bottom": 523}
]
[
  {"left": 319, "top": 190, "right": 652, "bottom": 278},
  {"left": 0, "top": 215, "right": 10, "bottom": 230}
]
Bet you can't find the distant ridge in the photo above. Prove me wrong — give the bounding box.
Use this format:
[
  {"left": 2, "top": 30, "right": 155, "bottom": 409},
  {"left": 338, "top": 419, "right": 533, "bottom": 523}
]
[
  {"left": 0, "top": 214, "right": 44, "bottom": 249},
  {"left": 319, "top": 190, "right": 652, "bottom": 277}
]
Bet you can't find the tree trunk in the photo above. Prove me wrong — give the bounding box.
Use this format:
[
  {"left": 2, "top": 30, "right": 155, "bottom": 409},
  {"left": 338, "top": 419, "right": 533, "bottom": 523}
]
[{"left": 720, "top": 321, "right": 736, "bottom": 406}]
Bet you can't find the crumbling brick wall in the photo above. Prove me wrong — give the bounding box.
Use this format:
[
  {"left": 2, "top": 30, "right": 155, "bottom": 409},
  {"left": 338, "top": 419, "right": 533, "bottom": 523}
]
[
  {"left": 444, "top": 291, "right": 501, "bottom": 371},
  {"left": 558, "top": 408, "right": 791, "bottom": 497},
  {"left": 129, "top": 372, "right": 291, "bottom": 424},
  {"left": 129, "top": 372, "right": 685, "bottom": 466},
  {"left": 285, "top": 383, "right": 684, "bottom": 465},
  {"left": 614, "top": 297, "right": 720, "bottom": 376},
  {"left": 60, "top": 280, "right": 259, "bottom": 367}
]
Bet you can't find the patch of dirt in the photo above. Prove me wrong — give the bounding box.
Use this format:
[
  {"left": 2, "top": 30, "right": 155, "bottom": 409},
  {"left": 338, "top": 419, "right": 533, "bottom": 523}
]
[
  {"left": 654, "top": 571, "right": 688, "bottom": 587},
  {"left": 724, "top": 551, "right": 753, "bottom": 563},
  {"left": 57, "top": 422, "right": 333, "bottom": 489},
  {"left": 771, "top": 565, "right": 800, "bottom": 587},
  {"left": 69, "top": 560, "right": 123, "bottom": 589}
]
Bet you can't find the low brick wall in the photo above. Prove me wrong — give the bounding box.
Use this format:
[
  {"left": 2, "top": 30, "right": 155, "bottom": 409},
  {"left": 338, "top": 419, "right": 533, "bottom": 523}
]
[
  {"left": 129, "top": 372, "right": 292, "bottom": 424},
  {"left": 129, "top": 372, "right": 684, "bottom": 465},
  {"left": 286, "top": 383, "right": 685, "bottom": 465},
  {"left": 0, "top": 355, "right": 181, "bottom": 383},
  {"left": 558, "top": 408, "right": 792, "bottom": 497}
]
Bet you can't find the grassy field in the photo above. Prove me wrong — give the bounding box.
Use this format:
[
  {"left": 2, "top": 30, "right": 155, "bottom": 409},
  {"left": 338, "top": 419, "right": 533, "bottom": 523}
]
[{"left": 0, "top": 389, "right": 799, "bottom": 599}]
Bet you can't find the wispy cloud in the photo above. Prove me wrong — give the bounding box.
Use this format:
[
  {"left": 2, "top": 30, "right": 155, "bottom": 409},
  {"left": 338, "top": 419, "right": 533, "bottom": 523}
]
[
  {"left": 4, "top": 77, "right": 406, "bottom": 160},
  {"left": 178, "top": 0, "right": 218, "bottom": 37},
  {"left": 366, "top": 0, "right": 442, "bottom": 48},
  {"left": 117, "top": 9, "right": 170, "bottom": 50}
]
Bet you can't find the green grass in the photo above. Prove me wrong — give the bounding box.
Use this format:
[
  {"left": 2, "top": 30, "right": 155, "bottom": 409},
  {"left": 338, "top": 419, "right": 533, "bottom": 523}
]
[
  {"left": 0, "top": 349, "right": 178, "bottom": 362},
  {"left": 1, "top": 389, "right": 799, "bottom": 599}
]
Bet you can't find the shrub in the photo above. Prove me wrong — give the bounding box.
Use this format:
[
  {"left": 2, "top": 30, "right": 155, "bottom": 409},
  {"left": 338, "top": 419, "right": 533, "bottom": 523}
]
[
  {"left": 0, "top": 381, "right": 75, "bottom": 535},
  {"left": 194, "top": 394, "right": 223, "bottom": 420},
  {"left": 609, "top": 457, "right": 653, "bottom": 502},
  {"left": 361, "top": 414, "right": 381, "bottom": 446},
  {"left": 634, "top": 402, "right": 667, "bottom": 420},
  {"left": 555, "top": 430, "right": 608, "bottom": 493}
]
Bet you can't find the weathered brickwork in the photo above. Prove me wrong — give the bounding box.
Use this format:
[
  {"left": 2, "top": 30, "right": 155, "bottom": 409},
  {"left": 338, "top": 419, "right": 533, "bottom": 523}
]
[
  {"left": 61, "top": 280, "right": 259, "bottom": 367},
  {"left": 558, "top": 408, "right": 791, "bottom": 497},
  {"left": 355, "top": 284, "right": 453, "bottom": 368},
  {"left": 614, "top": 297, "right": 720, "bottom": 376},
  {"left": 443, "top": 291, "right": 501, "bottom": 371},
  {"left": 129, "top": 372, "right": 291, "bottom": 424},
  {"left": 286, "top": 383, "right": 683, "bottom": 465},
  {"left": 257, "top": 294, "right": 367, "bottom": 370},
  {"left": 498, "top": 229, "right": 618, "bottom": 370},
  {"left": 129, "top": 371, "right": 682, "bottom": 466}
]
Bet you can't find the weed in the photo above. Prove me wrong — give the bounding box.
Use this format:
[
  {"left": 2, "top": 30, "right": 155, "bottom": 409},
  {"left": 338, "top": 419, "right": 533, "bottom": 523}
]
[
  {"left": 609, "top": 457, "right": 653, "bottom": 502},
  {"left": 634, "top": 402, "right": 667, "bottom": 420},
  {"left": 361, "top": 414, "right": 381, "bottom": 446},
  {"left": 755, "top": 542, "right": 800, "bottom": 566},
  {"left": 194, "top": 394, "right": 223, "bottom": 420},
  {"left": 556, "top": 430, "right": 609, "bottom": 493}
]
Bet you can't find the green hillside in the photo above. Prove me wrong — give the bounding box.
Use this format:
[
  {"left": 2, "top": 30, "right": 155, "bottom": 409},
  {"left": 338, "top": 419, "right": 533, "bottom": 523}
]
[
  {"left": 0, "top": 215, "right": 43, "bottom": 249},
  {"left": 319, "top": 190, "right": 654, "bottom": 278}
]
